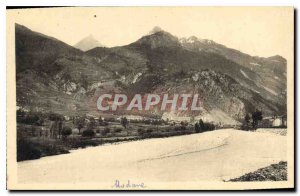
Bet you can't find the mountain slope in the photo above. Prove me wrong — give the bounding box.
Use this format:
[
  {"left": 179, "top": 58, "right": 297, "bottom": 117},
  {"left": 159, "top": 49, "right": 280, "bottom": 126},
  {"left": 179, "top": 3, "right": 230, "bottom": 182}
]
[
  {"left": 15, "top": 24, "right": 114, "bottom": 115},
  {"left": 180, "top": 36, "right": 287, "bottom": 103},
  {"left": 16, "top": 24, "right": 83, "bottom": 74},
  {"left": 86, "top": 30, "right": 286, "bottom": 119}
]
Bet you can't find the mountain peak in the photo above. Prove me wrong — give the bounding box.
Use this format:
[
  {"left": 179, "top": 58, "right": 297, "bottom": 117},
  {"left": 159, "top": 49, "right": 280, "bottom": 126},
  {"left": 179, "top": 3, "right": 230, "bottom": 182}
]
[
  {"left": 267, "top": 55, "right": 286, "bottom": 63},
  {"left": 86, "top": 34, "right": 95, "bottom": 39},
  {"left": 149, "top": 26, "right": 164, "bottom": 35},
  {"left": 133, "top": 27, "right": 180, "bottom": 48},
  {"left": 74, "top": 35, "right": 104, "bottom": 51}
]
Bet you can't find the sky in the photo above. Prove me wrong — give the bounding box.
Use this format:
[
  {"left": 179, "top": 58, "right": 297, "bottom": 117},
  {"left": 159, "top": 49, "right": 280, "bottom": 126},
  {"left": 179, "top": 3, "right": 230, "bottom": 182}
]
[{"left": 7, "top": 7, "right": 293, "bottom": 58}]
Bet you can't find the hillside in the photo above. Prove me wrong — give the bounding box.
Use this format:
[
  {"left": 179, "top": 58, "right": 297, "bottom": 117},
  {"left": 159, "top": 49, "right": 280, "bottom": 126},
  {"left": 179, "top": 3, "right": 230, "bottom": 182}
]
[{"left": 15, "top": 24, "right": 114, "bottom": 115}]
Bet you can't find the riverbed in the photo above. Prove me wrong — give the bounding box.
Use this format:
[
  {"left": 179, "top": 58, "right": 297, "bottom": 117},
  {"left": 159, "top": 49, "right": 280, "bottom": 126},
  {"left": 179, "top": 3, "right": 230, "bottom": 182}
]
[{"left": 18, "top": 129, "right": 287, "bottom": 184}]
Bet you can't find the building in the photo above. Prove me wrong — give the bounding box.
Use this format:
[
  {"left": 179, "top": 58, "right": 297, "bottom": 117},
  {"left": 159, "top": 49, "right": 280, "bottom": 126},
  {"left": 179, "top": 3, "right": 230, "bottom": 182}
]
[
  {"left": 261, "top": 115, "right": 287, "bottom": 128},
  {"left": 272, "top": 118, "right": 282, "bottom": 127}
]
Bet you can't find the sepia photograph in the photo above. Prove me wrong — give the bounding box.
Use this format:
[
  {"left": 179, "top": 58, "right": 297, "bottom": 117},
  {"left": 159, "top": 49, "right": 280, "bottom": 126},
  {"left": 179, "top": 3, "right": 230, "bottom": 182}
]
[{"left": 6, "top": 7, "right": 294, "bottom": 190}]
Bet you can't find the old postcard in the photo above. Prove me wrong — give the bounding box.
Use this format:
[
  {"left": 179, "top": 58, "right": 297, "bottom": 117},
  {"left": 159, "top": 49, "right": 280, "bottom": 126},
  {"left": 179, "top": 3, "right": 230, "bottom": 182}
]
[{"left": 6, "top": 7, "right": 294, "bottom": 190}]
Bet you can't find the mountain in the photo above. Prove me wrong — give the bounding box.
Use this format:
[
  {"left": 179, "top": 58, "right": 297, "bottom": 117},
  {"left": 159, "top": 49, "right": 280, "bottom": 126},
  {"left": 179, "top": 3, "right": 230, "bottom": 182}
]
[
  {"left": 15, "top": 24, "right": 114, "bottom": 115},
  {"left": 15, "top": 24, "right": 83, "bottom": 73},
  {"left": 180, "top": 36, "right": 287, "bottom": 106},
  {"left": 74, "top": 35, "right": 104, "bottom": 51},
  {"left": 15, "top": 24, "right": 287, "bottom": 123}
]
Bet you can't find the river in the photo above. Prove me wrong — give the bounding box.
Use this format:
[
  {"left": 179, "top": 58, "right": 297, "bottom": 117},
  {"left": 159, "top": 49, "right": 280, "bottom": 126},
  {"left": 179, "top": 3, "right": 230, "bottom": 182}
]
[{"left": 18, "top": 129, "right": 286, "bottom": 186}]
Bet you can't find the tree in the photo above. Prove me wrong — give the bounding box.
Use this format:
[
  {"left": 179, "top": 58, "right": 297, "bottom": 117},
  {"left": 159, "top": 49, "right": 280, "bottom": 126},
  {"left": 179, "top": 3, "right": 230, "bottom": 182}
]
[
  {"left": 245, "top": 113, "right": 250, "bottom": 124},
  {"left": 114, "top": 128, "right": 123, "bottom": 133},
  {"left": 146, "top": 129, "right": 153, "bottom": 134},
  {"left": 49, "top": 113, "right": 64, "bottom": 121},
  {"left": 17, "top": 109, "right": 26, "bottom": 118},
  {"left": 243, "top": 113, "right": 251, "bottom": 131},
  {"left": 88, "top": 117, "right": 96, "bottom": 129},
  {"left": 36, "top": 118, "right": 44, "bottom": 126},
  {"left": 195, "top": 122, "right": 200, "bottom": 133},
  {"left": 82, "top": 129, "right": 95, "bottom": 137},
  {"left": 61, "top": 126, "right": 72, "bottom": 139},
  {"left": 98, "top": 116, "right": 103, "bottom": 125},
  {"left": 252, "top": 110, "right": 263, "bottom": 130},
  {"left": 58, "top": 120, "right": 63, "bottom": 139},
  {"left": 199, "top": 119, "right": 205, "bottom": 132},
  {"left": 137, "top": 128, "right": 145, "bottom": 136},
  {"left": 75, "top": 117, "right": 85, "bottom": 134},
  {"left": 101, "top": 127, "right": 110, "bottom": 136},
  {"left": 121, "top": 117, "right": 129, "bottom": 129}
]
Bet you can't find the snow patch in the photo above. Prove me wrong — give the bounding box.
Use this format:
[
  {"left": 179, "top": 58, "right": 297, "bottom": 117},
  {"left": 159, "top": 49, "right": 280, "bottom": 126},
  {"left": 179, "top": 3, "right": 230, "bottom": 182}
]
[
  {"left": 263, "top": 86, "right": 278, "bottom": 96},
  {"left": 240, "top": 69, "right": 250, "bottom": 79},
  {"left": 88, "top": 81, "right": 103, "bottom": 91},
  {"left": 250, "top": 62, "right": 261, "bottom": 66},
  {"left": 192, "top": 73, "right": 199, "bottom": 81},
  {"left": 132, "top": 73, "right": 142, "bottom": 83}
]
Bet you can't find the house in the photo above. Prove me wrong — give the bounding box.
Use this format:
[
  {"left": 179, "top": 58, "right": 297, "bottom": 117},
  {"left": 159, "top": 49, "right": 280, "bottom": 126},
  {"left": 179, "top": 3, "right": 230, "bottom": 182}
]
[
  {"left": 261, "top": 117, "right": 273, "bottom": 128},
  {"left": 261, "top": 115, "right": 287, "bottom": 128},
  {"left": 272, "top": 118, "right": 282, "bottom": 127},
  {"left": 64, "top": 115, "right": 70, "bottom": 121},
  {"left": 282, "top": 114, "right": 287, "bottom": 127}
]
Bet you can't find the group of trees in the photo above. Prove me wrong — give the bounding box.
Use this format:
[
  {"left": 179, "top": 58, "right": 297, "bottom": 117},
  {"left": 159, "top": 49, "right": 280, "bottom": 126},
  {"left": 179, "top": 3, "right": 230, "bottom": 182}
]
[
  {"left": 120, "top": 117, "right": 129, "bottom": 129},
  {"left": 125, "top": 118, "right": 167, "bottom": 125},
  {"left": 194, "top": 119, "right": 215, "bottom": 133},
  {"left": 137, "top": 128, "right": 153, "bottom": 136},
  {"left": 73, "top": 116, "right": 129, "bottom": 138},
  {"left": 242, "top": 110, "right": 263, "bottom": 131},
  {"left": 19, "top": 108, "right": 230, "bottom": 140},
  {"left": 98, "top": 116, "right": 109, "bottom": 126},
  {"left": 48, "top": 113, "right": 72, "bottom": 139},
  {"left": 17, "top": 109, "right": 73, "bottom": 139},
  {"left": 17, "top": 109, "right": 44, "bottom": 126},
  {"left": 61, "top": 126, "right": 72, "bottom": 139},
  {"left": 80, "top": 117, "right": 97, "bottom": 138}
]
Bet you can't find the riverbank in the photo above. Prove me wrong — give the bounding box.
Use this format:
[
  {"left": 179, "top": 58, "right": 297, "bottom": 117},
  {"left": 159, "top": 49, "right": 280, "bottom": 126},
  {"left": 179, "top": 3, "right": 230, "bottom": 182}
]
[
  {"left": 229, "top": 161, "right": 287, "bottom": 181},
  {"left": 17, "top": 129, "right": 196, "bottom": 161},
  {"left": 17, "top": 128, "right": 287, "bottom": 162}
]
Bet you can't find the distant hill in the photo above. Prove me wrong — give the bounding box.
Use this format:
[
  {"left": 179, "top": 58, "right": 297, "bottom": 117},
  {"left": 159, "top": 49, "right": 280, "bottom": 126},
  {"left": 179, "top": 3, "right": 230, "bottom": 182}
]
[{"left": 74, "top": 35, "right": 104, "bottom": 51}]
